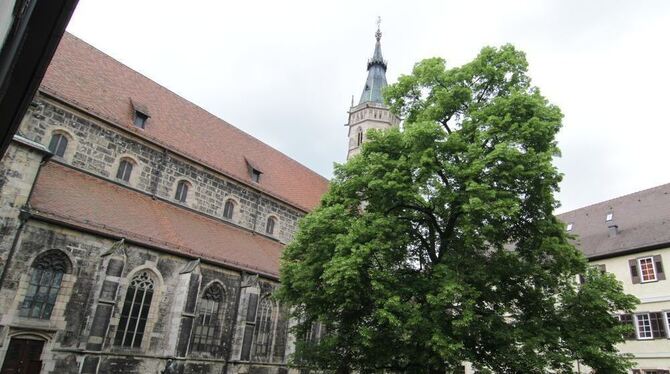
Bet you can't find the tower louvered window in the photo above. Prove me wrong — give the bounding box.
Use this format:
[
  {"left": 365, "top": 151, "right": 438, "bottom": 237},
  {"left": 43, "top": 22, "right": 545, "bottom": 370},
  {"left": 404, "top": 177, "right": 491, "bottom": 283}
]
[
  {"left": 191, "top": 283, "right": 226, "bottom": 355},
  {"left": 114, "top": 271, "right": 155, "bottom": 348},
  {"left": 19, "top": 250, "right": 71, "bottom": 319}
]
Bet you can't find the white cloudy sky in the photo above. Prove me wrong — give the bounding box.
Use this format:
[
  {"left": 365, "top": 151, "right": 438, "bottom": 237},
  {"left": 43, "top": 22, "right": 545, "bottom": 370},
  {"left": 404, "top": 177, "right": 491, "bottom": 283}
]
[{"left": 66, "top": 0, "right": 670, "bottom": 213}]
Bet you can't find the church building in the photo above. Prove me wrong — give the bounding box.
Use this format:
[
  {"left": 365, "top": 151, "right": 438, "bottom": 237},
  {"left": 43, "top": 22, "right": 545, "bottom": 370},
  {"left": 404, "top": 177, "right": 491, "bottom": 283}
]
[{"left": 0, "top": 29, "right": 344, "bottom": 373}]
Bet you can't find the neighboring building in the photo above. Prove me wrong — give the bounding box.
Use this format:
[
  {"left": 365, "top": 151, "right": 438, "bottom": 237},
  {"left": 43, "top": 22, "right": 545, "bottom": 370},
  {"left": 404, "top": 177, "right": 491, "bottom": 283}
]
[
  {"left": 559, "top": 186, "right": 670, "bottom": 373},
  {"left": 345, "top": 24, "right": 399, "bottom": 160},
  {"left": 0, "top": 31, "right": 330, "bottom": 374}
]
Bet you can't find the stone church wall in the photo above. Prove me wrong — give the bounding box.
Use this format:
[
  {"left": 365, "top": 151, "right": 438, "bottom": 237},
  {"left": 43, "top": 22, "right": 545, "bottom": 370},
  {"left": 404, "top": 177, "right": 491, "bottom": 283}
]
[
  {"left": 18, "top": 96, "right": 302, "bottom": 244},
  {"left": 0, "top": 214, "right": 293, "bottom": 374},
  {"left": 0, "top": 97, "right": 302, "bottom": 373}
]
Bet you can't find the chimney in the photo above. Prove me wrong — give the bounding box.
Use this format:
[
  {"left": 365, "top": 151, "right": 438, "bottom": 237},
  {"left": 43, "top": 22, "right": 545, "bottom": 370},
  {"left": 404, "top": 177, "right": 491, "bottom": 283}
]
[{"left": 608, "top": 225, "right": 618, "bottom": 237}]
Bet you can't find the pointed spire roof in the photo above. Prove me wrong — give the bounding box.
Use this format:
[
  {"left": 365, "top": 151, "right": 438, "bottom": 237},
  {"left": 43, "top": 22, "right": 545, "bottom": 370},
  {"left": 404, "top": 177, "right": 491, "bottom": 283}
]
[{"left": 359, "top": 20, "right": 388, "bottom": 105}]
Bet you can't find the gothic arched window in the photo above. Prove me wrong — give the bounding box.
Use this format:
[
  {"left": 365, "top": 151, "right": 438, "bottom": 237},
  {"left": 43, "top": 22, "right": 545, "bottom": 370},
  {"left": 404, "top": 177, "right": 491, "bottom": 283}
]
[
  {"left": 253, "top": 298, "right": 275, "bottom": 360},
  {"left": 356, "top": 128, "right": 363, "bottom": 146},
  {"left": 19, "top": 250, "right": 71, "bottom": 319},
  {"left": 265, "top": 216, "right": 276, "bottom": 235},
  {"left": 116, "top": 158, "right": 135, "bottom": 182},
  {"left": 223, "top": 199, "right": 235, "bottom": 220},
  {"left": 191, "top": 283, "right": 226, "bottom": 355},
  {"left": 175, "top": 180, "right": 190, "bottom": 203},
  {"left": 48, "top": 133, "right": 69, "bottom": 157},
  {"left": 114, "top": 271, "right": 155, "bottom": 348}
]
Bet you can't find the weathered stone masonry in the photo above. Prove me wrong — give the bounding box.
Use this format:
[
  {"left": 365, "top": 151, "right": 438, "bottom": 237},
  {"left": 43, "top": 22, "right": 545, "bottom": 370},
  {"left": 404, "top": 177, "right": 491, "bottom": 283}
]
[
  {"left": 0, "top": 216, "right": 291, "bottom": 374},
  {"left": 18, "top": 96, "right": 302, "bottom": 244},
  {"left": 0, "top": 95, "right": 301, "bottom": 374}
]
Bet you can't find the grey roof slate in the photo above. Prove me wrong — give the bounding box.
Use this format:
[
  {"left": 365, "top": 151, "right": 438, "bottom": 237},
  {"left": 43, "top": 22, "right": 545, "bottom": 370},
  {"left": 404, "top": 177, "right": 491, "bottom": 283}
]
[
  {"left": 359, "top": 29, "right": 388, "bottom": 105},
  {"left": 557, "top": 183, "right": 670, "bottom": 259}
]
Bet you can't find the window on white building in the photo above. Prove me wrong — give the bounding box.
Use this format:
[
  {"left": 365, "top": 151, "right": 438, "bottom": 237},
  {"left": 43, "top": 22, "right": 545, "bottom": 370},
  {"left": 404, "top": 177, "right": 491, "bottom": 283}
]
[
  {"left": 635, "top": 313, "right": 653, "bottom": 339},
  {"left": 638, "top": 257, "right": 657, "bottom": 282}
]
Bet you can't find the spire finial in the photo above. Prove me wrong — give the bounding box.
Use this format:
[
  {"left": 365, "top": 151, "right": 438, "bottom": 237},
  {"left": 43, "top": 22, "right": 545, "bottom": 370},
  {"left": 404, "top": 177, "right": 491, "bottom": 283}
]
[{"left": 375, "top": 16, "right": 382, "bottom": 41}]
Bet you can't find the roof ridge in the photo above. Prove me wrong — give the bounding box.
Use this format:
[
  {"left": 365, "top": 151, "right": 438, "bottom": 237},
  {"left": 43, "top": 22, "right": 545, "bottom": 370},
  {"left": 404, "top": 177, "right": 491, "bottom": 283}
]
[
  {"left": 558, "top": 181, "right": 670, "bottom": 216},
  {"left": 62, "top": 32, "right": 329, "bottom": 184}
]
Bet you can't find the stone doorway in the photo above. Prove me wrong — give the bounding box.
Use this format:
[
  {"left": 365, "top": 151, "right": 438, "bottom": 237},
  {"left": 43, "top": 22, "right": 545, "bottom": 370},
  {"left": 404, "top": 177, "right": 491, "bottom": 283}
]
[{"left": 0, "top": 337, "right": 45, "bottom": 374}]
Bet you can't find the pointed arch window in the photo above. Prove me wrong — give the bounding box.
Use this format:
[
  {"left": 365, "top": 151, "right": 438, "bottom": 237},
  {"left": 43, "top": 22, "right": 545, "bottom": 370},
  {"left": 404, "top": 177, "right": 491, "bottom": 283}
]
[
  {"left": 19, "top": 250, "right": 71, "bottom": 319},
  {"left": 356, "top": 128, "right": 363, "bottom": 147},
  {"left": 114, "top": 271, "right": 155, "bottom": 348},
  {"left": 116, "top": 158, "right": 134, "bottom": 182},
  {"left": 48, "top": 133, "right": 69, "bottom": 157},
  {"left": 265, "top": 216, "right": 277, "bottom": 235},
  {"left": 191, "top": 283, "right": 227, "bottom": 355},
  {"left": 175, "top": 180, "right": 190, "bottom": 203},
  {"left": 253, "top": 298, "right": 275, "bottom": 360},
  {"left": 223, "top": 199, "right": 235, "bottom": 220}
]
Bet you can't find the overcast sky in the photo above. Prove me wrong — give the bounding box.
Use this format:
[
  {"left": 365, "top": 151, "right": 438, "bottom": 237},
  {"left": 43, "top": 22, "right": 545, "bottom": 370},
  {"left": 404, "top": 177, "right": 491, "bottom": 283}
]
[{"left": 66, "top": 0, "right": 670, "bottom": 213}]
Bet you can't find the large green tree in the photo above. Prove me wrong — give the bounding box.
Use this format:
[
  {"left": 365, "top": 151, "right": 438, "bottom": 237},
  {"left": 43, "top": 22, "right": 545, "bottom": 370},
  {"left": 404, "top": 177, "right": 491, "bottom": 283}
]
[{"left": 278, "top": 45, "right": 637, "bottom": 373}]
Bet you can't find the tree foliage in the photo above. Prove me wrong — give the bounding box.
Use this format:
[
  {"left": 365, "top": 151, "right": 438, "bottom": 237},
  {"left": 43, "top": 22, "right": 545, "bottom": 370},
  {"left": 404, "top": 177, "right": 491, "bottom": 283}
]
[{"left": 277, "top": 45, "right": 638, "bottom": 373}]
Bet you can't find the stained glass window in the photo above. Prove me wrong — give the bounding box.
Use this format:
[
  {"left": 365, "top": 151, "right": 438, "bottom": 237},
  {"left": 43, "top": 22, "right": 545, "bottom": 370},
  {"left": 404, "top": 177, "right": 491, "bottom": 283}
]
[
  {"left": 191, "top": 283, "right": 226, "bottom": 355},
  {"left": 19, "top": 250, "right": 71, "bottom": 319},
  {"left": 114, "top": 271, "right": 155, "bottom": 348}
]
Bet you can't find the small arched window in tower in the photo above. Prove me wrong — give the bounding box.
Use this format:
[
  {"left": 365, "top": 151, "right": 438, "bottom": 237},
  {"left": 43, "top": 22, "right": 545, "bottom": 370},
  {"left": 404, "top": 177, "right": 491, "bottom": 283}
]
[
  {"left": 356, "top": 128, "right": 363, "bottom": 147},
  {"left": 253, "top": 297, "right": 275, "bottom": 360},
  {"left": 19, "top": 249, "right": 71, "bottom": 319},
  {"left": 265, "top": 216, "right": 276, "bottom": 235},
  {"left": 114, "top": 271, "right": 155, "bottom": 348},
  {"left": 191, "top": 283, "right": 226, "bottom": 355},
  {"left": 116, "top": 158, "right": 134, "bottom": 182},
  {"left": 175, "top": 180, "right": 189, "bottom": 203},
  {"left": 48, "top": 133, "right": 69, "bottom": 157},
  {"left": 223, "top": 199, "right": 235, "bottom": 220}
]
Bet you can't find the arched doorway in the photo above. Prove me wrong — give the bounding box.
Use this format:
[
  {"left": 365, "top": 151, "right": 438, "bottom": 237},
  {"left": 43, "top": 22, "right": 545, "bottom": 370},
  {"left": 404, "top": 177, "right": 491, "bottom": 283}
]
[{"left": 0, "top": 335, "right": 46, "bottom": 374}]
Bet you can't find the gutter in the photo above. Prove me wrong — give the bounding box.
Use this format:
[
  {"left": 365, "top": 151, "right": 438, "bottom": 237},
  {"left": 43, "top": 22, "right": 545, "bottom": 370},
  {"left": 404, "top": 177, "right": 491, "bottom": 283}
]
[{"left": 587, "top": 241, "right": 670, "bottom": 262}]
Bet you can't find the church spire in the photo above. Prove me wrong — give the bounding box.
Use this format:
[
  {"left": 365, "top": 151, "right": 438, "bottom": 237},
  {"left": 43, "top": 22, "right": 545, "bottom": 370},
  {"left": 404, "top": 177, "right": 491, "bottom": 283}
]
[
  {"left": 359, "top": 17, "right": 388, "bottom": 105},
  {"left": 346, "top": 18, "right": 399, "bottom": 160}
]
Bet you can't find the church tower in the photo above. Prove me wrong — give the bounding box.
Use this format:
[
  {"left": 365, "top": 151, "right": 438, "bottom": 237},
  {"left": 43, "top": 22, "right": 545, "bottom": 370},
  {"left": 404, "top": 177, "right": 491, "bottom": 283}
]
[{"left": 346, "top": 20, "right": 400, "bottom": 160}]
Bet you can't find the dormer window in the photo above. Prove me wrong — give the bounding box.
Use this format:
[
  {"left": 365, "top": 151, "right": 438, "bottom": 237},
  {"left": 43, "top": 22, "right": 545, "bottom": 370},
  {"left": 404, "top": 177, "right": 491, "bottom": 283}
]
[
  {"left": 131, "top": 99, "right": 150, "bottom": 129},
  {"left": 134, "top": 111, "right": 148, "bottom": 129},
  {"left": 251, "top": 169, "right": 261, "bottom": 183},
  {"left": 245, "top": 157, "right": 263, "bottom": 184}
]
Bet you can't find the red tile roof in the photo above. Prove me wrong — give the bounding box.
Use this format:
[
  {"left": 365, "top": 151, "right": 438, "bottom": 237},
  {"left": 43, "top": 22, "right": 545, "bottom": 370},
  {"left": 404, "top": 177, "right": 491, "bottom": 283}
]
[
  {"left": 557, "top": 183, "right": 670, "bottom": 259},
  {"left": 30, "top": 162, "right": 284, "bottom": 277},
  {"left": 40, "top": 32, "right": 329, "bottom": 211}
]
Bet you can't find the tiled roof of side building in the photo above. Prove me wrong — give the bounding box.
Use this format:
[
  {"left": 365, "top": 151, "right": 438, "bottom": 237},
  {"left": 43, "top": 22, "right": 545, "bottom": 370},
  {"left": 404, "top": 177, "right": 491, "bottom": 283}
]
[
  {"left": 40, "top": 32, "right": 329, "bottom": 211},
  {"left": 30, "top": 162, "right": 284, "bottom": 278},
  {"left": 557, "top": 182, "right": 670, "bottom": 259}
]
